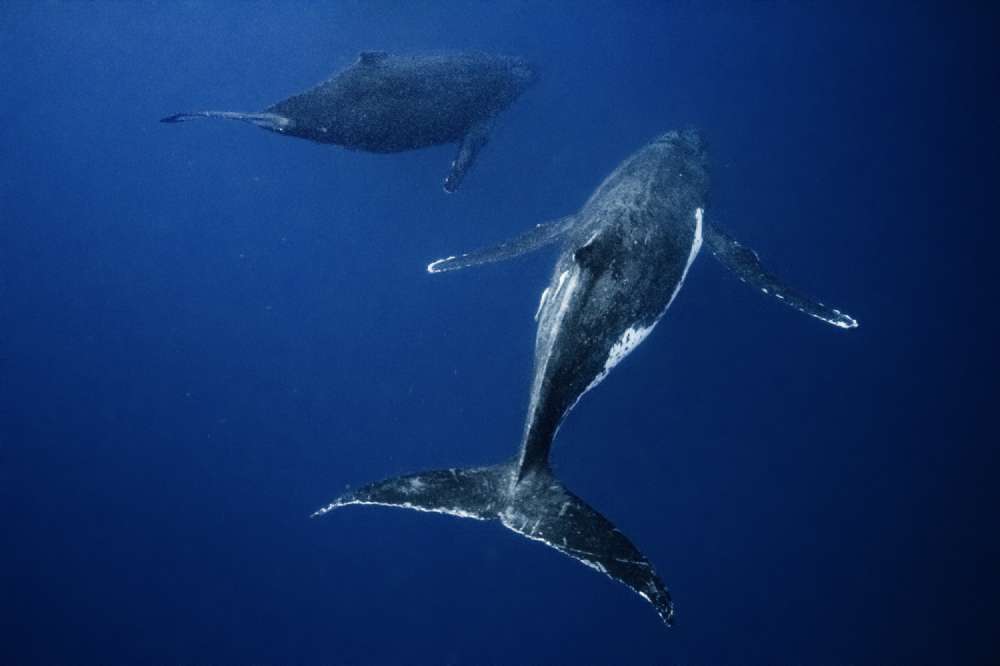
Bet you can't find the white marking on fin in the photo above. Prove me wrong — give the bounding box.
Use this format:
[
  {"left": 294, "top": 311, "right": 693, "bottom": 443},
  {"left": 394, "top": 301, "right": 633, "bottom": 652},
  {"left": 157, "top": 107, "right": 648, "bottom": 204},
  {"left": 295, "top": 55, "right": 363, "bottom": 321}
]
[
  {"left": 312, "top": 498, "right": 487, "bottom": 521},
  {"left": 534, "top": 269, "right": 578, "bottom": 356},
  {"left": 427, "top": 256, "right": 457, "bottom": 273},
  {"left": 535, "top": 286, "right": 551, "bottom": 321},
  {"left": 820, "top": 309, "right": 859, "bottom": 329},
  {"left": 580, "top": 559, "right": 609, "bottom": 574}
]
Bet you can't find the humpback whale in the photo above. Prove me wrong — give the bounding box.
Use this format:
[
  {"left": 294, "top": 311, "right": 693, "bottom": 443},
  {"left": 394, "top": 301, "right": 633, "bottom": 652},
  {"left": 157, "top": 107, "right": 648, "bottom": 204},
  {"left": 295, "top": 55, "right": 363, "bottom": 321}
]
[
  {"left": 313, "top": 130, "right": 858, "bottom": 627},
  {"left": 161, "top": 51, "right": 536, "bottom": 192}
]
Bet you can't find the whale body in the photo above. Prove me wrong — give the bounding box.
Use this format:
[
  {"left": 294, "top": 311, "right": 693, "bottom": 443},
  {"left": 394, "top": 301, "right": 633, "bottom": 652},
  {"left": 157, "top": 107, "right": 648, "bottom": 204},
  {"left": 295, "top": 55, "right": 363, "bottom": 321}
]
[
  {"left": 161, "top": 51, "right": 537, "bottom": 192},
  {"left": 314, "top": 130, "right": 857, "bottom": 627}
]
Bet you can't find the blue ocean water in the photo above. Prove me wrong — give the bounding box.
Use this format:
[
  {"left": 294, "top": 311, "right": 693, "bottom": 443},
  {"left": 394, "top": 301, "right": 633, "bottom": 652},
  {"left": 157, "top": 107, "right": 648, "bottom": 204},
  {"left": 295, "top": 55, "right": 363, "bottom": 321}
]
[{"left": 1, "top": 2, "right": 995, "bottom": 663}]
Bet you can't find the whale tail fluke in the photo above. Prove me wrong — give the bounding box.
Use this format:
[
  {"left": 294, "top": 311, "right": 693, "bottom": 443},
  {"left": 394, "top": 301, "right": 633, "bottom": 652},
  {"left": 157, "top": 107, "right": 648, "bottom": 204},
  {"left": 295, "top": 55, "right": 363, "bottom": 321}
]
[
  {"left": 313, "top": 461, "right": 674, "bottom": 627},
  {"left": 312, "top": 465, "right": 508, "bottom": 521},
  {"left": 159, "top": 110, "right": 292, "bottom": 132}
]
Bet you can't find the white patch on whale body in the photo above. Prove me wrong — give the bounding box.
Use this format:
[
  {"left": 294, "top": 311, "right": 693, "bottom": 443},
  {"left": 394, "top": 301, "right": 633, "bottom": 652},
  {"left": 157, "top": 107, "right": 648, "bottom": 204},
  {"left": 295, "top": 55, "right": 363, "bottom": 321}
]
[
  {"left": 584, "top": 325, "right": 655, "bottom": 393},
  {"left": 534, "top": 286, "right": 551, "bottom": 321},
  {"left": 550, "top": 271, "right": 578, "bottom": 336},
  {"left": 518, "top": 266, "right": 581, "bottom": 471},
  {"left": 554, "top": 268, "right": 570, "bottom": 295},
  {"left": 608, "top": 324, "right": 655, "bottom": 371},
  {"left": 583, "top": 206, "right": 705, "bottom": 395},
  {"left": 674, "top": 207, "right": 704, "bottom": 304}
]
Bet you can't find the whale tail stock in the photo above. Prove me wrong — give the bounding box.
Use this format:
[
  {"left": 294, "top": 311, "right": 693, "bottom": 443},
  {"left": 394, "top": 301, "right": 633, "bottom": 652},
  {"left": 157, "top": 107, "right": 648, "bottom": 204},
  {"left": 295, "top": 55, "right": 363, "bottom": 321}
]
[
  {"left": 159, "top": 110, "right": 292, "bottom": 132},
  {"left": 313, "top": 460, "right": 674, "bottom": 627}
]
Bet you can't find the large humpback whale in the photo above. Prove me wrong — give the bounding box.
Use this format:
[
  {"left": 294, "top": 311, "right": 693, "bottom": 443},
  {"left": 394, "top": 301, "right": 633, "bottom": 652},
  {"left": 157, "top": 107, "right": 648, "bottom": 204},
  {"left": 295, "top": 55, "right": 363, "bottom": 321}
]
[
  {"left": 313, "top": 130, "right": 857, "bottom": 627},
  {"left": 161, "top": 51, "right": 536, "bottom": 192}
]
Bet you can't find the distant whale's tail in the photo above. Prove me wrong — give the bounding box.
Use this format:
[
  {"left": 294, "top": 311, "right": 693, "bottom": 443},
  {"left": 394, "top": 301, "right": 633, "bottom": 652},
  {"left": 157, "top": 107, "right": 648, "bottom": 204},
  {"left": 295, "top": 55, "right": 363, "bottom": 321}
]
[
  {"left": 313, "top": 461, "right": 674, "bottom": 626},
  {"left": 159, "top": 110, "right": 292, "bottom": 132}
]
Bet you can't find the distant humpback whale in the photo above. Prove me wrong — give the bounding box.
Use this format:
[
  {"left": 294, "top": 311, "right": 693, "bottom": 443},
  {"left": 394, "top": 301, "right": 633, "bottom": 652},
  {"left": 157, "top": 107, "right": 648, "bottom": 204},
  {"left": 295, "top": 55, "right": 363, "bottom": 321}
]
[
  {"left": 313, "top": 130, "right": 857, "bottom": 627},
  {"left": 161, "top": 51, "right": 536, "bottom": 192}
]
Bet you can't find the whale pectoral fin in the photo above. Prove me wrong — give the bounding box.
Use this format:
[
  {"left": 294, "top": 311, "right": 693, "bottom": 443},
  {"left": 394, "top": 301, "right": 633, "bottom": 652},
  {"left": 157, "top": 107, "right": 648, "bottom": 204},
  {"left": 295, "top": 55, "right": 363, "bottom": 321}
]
[
  {"left": 704, "top": 222, "right": 858, "bottom": 329},
  {"left": 314, "top": 462, "right": 674, "bottom": 627},
  {"left": 443, "top": 122, "right": 492, "bottom": 193},
  {"left": 426, "top": 214, "right": 578, "bottom": 273}
]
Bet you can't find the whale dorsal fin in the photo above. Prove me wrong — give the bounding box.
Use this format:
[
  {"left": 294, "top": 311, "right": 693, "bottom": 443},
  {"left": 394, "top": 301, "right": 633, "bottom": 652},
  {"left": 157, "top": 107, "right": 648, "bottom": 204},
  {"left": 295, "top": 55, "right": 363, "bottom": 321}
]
[
  {"left": 427, "top": 214, "right": 580, "bottom": 273},
  {"left": 359, "top": 51, "right": 389, "bottom": 65},
  {"left": 704, "top": 220, "right": 858, "bottom": 329}
]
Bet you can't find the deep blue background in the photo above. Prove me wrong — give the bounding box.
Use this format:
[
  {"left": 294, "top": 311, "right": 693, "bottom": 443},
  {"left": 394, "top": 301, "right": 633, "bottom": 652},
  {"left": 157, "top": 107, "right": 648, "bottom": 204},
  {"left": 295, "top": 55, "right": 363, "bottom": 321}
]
[{"left": 2, "top": 2, "right": 996, "bottom": 663}]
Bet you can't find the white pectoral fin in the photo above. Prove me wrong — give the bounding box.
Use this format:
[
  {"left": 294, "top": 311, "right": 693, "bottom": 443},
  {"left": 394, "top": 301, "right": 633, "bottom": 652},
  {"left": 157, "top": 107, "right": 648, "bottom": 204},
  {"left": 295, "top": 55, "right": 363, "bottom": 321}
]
[
  {"left": 704, "top": 221, "right": 859, "bottom": 329},
  {"left": 427, "top": 214, "right": 579, "bottom": 273}
]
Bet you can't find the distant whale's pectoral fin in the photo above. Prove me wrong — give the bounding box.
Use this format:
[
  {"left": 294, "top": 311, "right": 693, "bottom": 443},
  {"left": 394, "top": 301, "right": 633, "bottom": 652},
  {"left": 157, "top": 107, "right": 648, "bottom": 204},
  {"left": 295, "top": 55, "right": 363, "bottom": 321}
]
[
  {"left": 314, "top": 461, "right": 674, "bottom": 627},
  {"left": 427, "top": 214, "right": 578, "bottom": 273},
  {"left": 704, "top": 222, "right": 859, "bottom": 329},
  {"left": 159, "top": 110, "right": 292, "bottom": 132},
  {"left": 443, "top": 121, "right": 492, "bottom": 193}
]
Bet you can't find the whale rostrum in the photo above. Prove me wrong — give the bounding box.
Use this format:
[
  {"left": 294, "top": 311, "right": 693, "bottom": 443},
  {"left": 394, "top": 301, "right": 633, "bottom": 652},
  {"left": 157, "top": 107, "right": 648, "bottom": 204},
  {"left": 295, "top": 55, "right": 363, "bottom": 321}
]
[
  {"left": 161, "top": 51, "right": 536, "bottom": 192},
  {"left": 314, "top": 130, "right": 857, "bottom": 628}
]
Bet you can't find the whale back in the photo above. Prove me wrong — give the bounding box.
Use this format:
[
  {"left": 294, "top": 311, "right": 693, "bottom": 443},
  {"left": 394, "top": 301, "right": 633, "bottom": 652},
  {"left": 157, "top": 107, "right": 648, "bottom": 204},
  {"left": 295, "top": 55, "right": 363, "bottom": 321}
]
[
  {"left": 519, "top": 132, "right": 709, "bottom": 470},
  {"left": 267, "top": 52, "right": 537, "bottom": 152}
]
